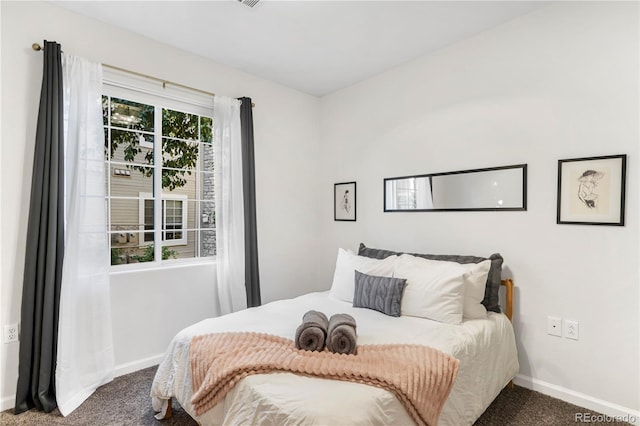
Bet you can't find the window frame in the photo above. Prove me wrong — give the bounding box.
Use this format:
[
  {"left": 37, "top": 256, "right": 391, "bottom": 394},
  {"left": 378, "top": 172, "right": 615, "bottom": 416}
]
[
  {"left": 138, "top": 192, "right": 188, "bottom": 247},
  {"left": 104, "top": 68, "right": 215, "bottom": 270}
]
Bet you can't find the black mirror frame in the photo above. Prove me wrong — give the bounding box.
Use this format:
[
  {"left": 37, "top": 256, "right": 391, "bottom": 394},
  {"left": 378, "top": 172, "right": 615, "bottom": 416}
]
[{"left": 383, "top": 164, "right": 527, "bottom": 212}]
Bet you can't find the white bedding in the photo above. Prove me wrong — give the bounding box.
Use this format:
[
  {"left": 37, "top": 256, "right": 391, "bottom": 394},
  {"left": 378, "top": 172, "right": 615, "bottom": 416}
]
[{"left": 151, "top": 291, "right": 518, "bottom": 426}]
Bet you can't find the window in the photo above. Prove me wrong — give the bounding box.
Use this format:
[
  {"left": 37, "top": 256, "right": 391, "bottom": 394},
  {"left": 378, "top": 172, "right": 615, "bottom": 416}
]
[
  {"left": 104, "top": 93, "right": 215, "bottom": 266},
  {"left": 139, "top": 193, "right": 187, "bottom": 245}
]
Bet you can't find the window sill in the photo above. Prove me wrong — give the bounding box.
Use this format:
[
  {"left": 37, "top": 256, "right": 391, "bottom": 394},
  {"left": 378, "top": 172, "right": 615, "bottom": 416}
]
[{"left": 109, "top": 256, "right": 216, "bottom": 275}]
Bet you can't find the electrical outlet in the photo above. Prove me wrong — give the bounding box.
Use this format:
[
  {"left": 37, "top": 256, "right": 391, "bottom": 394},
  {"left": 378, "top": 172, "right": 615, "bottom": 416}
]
[
  {"left": 4, "top": 323, "right": 19, "bottom": 343},
  {"left": 547, "top": 316, "right": 562, "bottom": 337},
  {"left": 564, "top": 320, "right": 579, "bottom": 340}
]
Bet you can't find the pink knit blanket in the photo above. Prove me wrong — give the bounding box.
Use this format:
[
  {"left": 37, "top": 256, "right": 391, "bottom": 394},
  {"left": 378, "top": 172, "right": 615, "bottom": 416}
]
[{"left": 190, "top": 332, "right": 459, "bottom": 426}]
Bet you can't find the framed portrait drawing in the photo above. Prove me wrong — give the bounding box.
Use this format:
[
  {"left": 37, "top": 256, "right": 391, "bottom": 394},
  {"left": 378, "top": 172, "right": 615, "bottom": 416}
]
[
  {"left": 557, "top": 154, "right": 626, "bottom": 226},
  {"left": 334, "top": 182, "right": 356, "bottom": 221}
]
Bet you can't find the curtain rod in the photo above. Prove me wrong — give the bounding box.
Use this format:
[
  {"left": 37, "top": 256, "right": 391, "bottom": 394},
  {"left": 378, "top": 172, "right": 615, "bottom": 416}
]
[{"left": 32, "top": 42, "right": 255, "bottom": 107}]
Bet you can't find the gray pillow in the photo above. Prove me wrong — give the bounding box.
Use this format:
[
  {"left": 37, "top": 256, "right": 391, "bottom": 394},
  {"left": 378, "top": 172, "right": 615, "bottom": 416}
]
[
  {"left": 358, "top": 243, "right": 504, "bottom": 313},
  {"left": 353, "top": 270, "right": 407, "bottom": 317}
]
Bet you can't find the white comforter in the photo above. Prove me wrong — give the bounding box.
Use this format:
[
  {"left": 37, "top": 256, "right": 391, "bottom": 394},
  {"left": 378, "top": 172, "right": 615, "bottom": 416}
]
[{"left": 151, "top": 291, "right": 518, "bottom": 426}]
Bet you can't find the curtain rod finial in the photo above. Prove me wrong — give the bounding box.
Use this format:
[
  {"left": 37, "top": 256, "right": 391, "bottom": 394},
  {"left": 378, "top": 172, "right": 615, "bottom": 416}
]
[{"left": 32, "top": 43, "right": 42, "bottom": 51}]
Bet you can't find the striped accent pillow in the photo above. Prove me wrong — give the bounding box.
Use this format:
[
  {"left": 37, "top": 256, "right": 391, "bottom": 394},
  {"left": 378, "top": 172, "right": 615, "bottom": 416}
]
[{"left": 353, "top": 270, "right": 407, "bottom": 317}]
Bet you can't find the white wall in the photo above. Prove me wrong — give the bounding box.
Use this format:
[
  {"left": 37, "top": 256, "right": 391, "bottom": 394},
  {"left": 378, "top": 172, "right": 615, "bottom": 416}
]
[
  {"left": 108, "top": 264, "right": 219, "bottom": 376},
  {"left": 0, "top": 1, "right": 321, "bottom": 409},
  {"left": 317, "top": 1, "right": 638, "bottom": 417}
]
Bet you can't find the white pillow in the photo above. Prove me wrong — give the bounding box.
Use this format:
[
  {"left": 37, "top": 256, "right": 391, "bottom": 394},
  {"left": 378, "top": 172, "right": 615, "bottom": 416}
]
[
  {"left": 461, "top": 260, "right": 491, "bottom": 319},
  {"left": 393, "top": 254, "right": 467, "bottom": 324},
  {"left": 329, "top": 248, "right": 397, "bottom": 303}
]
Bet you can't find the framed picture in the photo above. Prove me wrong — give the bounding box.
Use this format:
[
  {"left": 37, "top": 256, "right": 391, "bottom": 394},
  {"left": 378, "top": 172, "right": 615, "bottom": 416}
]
[
  {"left": 557, "top": 154, "right": 626, "bottom": 226},
  {"left": 334, "top": 182, "right": 356, "bottom": 221}
]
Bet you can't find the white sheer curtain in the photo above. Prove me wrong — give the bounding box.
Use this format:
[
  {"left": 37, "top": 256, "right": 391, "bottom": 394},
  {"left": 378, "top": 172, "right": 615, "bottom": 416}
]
[
  {"left": 214, "top": 96, "right": 247, "bottom": 315},
  {"left": 56, "top": 54, "right": 115, "bottom": 416}
]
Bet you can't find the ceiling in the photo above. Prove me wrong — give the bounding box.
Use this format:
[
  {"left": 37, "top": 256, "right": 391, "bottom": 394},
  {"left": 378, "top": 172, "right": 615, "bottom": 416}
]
[{"left": 53, "top": 1, "right": 549, "bottom": 97}]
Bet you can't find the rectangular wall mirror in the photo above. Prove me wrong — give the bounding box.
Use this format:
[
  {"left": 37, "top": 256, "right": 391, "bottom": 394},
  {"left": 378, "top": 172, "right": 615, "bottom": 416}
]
[{"left": 384, "top": 164, "right": 527, "bottom": 212}]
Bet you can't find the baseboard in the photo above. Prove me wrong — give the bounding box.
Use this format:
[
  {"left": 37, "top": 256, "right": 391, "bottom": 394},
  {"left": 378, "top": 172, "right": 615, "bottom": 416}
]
[
  {"left": 1, "top": 395, "right": 15, "bottom": 412},
  {"left": 0, "top": 354, "right": 164, "bottom": 412},
  {"left": 114, "top": 353, "right": 164, "bottom": 378},
  {"left": 514, "top": 374, "right": 639, "bottom": 425}
]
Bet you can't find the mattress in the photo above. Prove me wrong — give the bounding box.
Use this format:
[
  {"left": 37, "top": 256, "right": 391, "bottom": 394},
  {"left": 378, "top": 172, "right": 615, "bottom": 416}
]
[{"left": 151, "top": 291, "right": 518, "bottom": 425}]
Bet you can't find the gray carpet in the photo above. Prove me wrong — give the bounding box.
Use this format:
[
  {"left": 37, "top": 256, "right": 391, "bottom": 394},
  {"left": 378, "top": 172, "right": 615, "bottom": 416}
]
[{"left": 0, "top": 366, "right": 631, "bottom": 425}]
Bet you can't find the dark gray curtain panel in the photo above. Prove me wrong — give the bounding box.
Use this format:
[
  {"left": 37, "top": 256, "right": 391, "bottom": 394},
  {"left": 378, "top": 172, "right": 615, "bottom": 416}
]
[
  {"left": 15, "top": 41, "right": 64, "bottom": 415},
  {"left": 238, "top": 97, "right": 261, "bottom": 308}
]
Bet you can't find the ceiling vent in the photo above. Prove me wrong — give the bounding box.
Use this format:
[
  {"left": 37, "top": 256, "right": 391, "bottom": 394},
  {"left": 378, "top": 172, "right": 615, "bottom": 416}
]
[{"left": 238, "top": 0, "right": 260, "bottom": 8}]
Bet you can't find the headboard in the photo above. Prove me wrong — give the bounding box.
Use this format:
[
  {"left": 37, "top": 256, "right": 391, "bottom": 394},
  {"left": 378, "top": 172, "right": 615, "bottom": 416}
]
[{"left": 500, "top": 279, "right": 514, "bottom": 321}]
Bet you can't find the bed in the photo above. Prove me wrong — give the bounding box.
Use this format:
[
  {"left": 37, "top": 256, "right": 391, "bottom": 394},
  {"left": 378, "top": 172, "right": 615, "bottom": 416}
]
[{"left": 151, "top": 245, "right": 519, "bottom": 426}]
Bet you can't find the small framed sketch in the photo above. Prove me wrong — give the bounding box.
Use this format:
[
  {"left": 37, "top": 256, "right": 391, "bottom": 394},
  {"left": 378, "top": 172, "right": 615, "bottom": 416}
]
[
  {"left": 334, "top": 182, "right": 356, "bottom": 221},
  {"left": 557, "top": 154, "right": 626, "bottom": 226}
]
